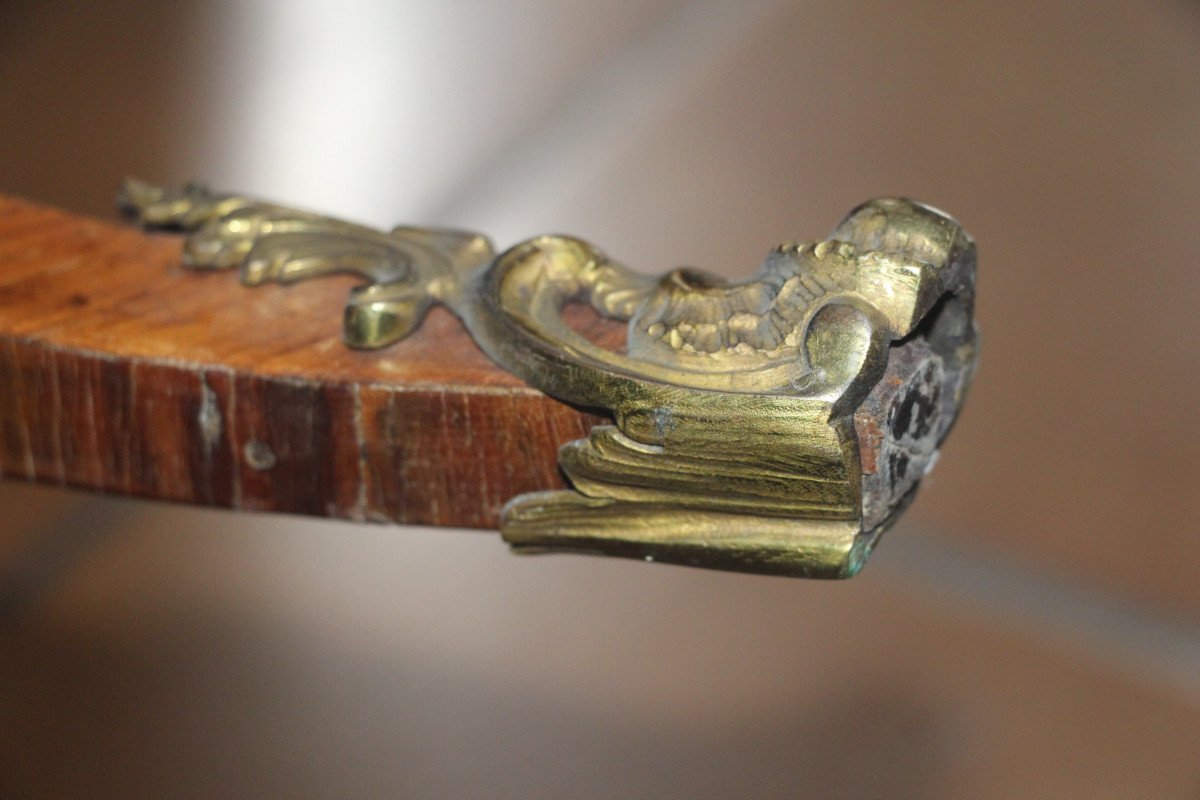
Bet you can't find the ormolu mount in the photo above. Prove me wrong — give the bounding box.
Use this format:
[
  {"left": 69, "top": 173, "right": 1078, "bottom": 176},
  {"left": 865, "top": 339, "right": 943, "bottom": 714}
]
[{"left": 121, "top": 180, "right": 978, "bottom": 578}]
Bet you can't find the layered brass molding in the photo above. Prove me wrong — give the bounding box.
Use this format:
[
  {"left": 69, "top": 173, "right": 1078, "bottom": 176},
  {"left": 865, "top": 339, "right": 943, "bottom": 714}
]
[{"left": 120, "top": 180, "right": 979, "bottom": 578}]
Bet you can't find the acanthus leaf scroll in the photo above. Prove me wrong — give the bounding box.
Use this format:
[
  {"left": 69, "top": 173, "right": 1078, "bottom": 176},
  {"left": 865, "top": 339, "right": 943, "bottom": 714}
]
[{"left": 121, "top": 179, "right": 978, "bottom": 578}]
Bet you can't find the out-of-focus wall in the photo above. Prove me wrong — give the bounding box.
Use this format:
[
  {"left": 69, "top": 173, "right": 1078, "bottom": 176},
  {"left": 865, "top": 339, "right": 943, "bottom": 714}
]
[{"left": 1, "top": 2, "right": 1198, "bottom": 798}]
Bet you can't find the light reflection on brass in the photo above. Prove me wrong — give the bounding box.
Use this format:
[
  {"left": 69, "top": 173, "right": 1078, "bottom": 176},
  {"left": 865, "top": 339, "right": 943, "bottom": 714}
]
[{"left": 121, "top": 179, "right": 978, "bottom": 578}]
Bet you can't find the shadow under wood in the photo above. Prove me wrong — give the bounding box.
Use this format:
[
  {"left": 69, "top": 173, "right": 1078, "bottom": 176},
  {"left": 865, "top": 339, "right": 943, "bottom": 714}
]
[{"left": 0, "top": 487, "right": 128, "bottom": 627}]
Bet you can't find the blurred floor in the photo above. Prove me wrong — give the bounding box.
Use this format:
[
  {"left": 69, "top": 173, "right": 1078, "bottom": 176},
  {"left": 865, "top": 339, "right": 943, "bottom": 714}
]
[
  {"left": 3, "top": 485, "right": 1200, "bottom": 800},
  {"left": 1, "top": 1, "right": 1199, "bottom": 797}
]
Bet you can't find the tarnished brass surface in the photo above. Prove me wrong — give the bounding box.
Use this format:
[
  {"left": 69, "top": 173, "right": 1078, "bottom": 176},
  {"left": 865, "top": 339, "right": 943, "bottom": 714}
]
[{"left": 120, "top": 179, "right": 978, "bottom": 578}]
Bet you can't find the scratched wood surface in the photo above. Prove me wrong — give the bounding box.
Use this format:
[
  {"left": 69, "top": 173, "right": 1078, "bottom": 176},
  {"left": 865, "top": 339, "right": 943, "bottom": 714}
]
[{"left": 0, "top": 194, "right": 605, "bottom": 529}]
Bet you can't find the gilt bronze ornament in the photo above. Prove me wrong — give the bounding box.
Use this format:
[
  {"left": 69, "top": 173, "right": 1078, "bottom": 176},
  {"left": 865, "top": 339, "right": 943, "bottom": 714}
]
[{"left": 120, "top": 180, "right": 978, "bottom": 578}]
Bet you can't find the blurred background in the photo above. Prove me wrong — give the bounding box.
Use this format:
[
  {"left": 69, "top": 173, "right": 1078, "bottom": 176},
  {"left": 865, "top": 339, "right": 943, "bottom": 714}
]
[{"left": 2, "top": 0, "right": 1199, "bottom": 797}]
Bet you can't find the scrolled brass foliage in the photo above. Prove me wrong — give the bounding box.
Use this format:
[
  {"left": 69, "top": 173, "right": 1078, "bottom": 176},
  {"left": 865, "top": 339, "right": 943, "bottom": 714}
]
[{"left": 121, "top": 178, "right": 978, "bottom": 578}]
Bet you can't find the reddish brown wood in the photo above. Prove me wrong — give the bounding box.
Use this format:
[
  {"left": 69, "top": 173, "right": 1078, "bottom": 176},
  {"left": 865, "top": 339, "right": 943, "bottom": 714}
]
[{"left": 0, "top": 194, "right": 605, "bottom": 529}]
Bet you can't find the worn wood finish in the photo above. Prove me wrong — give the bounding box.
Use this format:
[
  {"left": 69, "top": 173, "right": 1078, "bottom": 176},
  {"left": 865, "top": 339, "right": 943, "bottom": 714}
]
[{"left": 0, "top": 194, "right": 607, "bottom": 529}]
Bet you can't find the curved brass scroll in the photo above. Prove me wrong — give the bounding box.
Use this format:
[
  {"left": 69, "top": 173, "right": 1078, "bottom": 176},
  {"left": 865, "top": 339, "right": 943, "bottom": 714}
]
[{"left": 121, "top": 180, "right": 978, "bottom": 578}]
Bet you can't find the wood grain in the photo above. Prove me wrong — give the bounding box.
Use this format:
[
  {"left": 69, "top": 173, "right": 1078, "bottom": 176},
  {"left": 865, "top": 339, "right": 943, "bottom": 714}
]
[{"left": 0, "top": 194, "right": 606, "bottom": 529}]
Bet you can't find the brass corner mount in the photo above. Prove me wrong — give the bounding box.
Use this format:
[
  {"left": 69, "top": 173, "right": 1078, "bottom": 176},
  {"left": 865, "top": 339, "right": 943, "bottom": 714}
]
[{"left": 120, "top": 179, "right": 979, "bottom": 579}]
